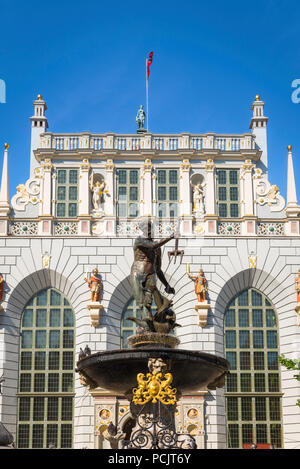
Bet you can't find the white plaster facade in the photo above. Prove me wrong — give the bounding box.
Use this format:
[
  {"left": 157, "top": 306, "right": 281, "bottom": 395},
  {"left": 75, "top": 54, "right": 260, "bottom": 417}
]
[{"left": 0, "top": 94, "right": 299, "bottom": 449}]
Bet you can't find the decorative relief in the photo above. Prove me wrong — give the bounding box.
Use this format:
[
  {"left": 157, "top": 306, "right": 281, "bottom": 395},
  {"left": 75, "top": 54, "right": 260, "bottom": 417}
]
[
  {"left": 116, "top": 221, "right": 140, "bottom": 236},
  {"left": 11, "top": 168, "right": 42, "bottom": 212},
  {"left": 254, "top": 169, "right": 285, "bottom": 212},
  {"left": 10, "top": 221, "right": 38, "bottom": 235},
  {"left": 257, "top": 222, "right": 285, "bottom": 236},
  {"left": 218, "top": 222, "right": 241, "bottom": 235},
  {"left": 54, "top": 222, "right": 78, "bottom": 235},
  {"left": 132, "top": 371, "right": 177, "bottom": 406},
  {"left": 154, "top": 221, "right": 176, "bottom": 237}
]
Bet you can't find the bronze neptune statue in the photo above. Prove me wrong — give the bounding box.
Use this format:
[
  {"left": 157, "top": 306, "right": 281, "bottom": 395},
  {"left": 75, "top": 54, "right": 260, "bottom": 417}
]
[{"left": 129, "top": 218, "right": 180, "bottom": 334}]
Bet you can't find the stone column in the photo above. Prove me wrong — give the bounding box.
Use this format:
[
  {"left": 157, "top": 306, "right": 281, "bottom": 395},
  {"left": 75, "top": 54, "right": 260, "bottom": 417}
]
[{"left": 204, "top": 159, "right": 217, "bottom": 235}]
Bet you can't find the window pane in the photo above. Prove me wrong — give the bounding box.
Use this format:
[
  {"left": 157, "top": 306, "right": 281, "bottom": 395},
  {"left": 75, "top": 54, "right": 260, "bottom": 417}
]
[
  {"left": 230, "top": 204, "right": 239, "bottom": 217},
  {"left": 69, "top": 170, "right": 78, "bottom": 184},
  {"left": 157, "top": 170, "right": 166, "bottom": 184},
  {"left": 36, "top": 290, "right": 47, "bottom": 306},
  {"left": 20, "top": 374, "right": 31, "bottom": 392},
  {"left": 268, "top": 374, "right": 279, "bottom": 392},
  {"left": 270, "top": 424, "right": 282, "bottom": 448},
  {"left": 36, "top": 309, "right": 47, "bottom": 327},
  {"left": 34, "top": 374, "right": 45, "bottom": 392},
  {"left": 63, "top": 352, "right": 73, "bottom": 370},
  {"left": 63, "top": 330, "right": 74, "bottom": 348},
  {"left": 254, "top": 352, "right": 265, "bottom": 370},
  {"left": 218, "top": 171, "right": 226, "bottom": 184},
  {"left": 158, "top": 187, "right": 166, "bottom": 201},
  {"left": 219, "top": 204, "right": 227, "bottom": 217},
  {"left": 61, "top": 424, "right": 72, "bottom": 448},
  {"left": 230, "top": 187, "right": 238, "bottom": 201},
  {"left": 225, "top": 310, "right": 235, "bottom": 327},
  {"left": 256, "top": 424, "right": 267, "bottom": 444},
  {"left": 47, "top": 424, "right": 58, "bottom": 449},
  {"left": 252, "top": 290, "right": 262, "bottom": 306},
  {"left": 169, "top": 187, "right": 178, "bottom": 201},
  {"left": 252, "top": 309, "right": 263, "bottom": 327},
  {"left": 266, "top": 310, "right": 276, "bottom": 327},
  {"left": 241, "top": 397, "right": 252, "bottom": 421},
  {"left": 267, "top": 352, "right": 278, "bottom": 370},
  {"left": 129, "top": 187, "right": 138, "bottom": 201},
  {"left": 61, "top": 397, "right": 73, "bottom": 420},
  {"left": 51, "top": 290, "right": 61, "bottom": 306},
  {"left": 57, "top": 170, "right": 66, "bottom": 184},
  {"left": 226, "top": 331, "right": 236, "bottom": 348},
  {"left": 62, "top": 374, "right": 73, "bottom": 392},
  {"left": 169, "top": 170, "right": 178, "bottom": 184},
  {"left": 68, "top": 203, "right": 77, "bottom": 217},
  {"left": 22, "top": 331, "right": 32, "bottom": 349},
  {"left": 64, "top": 310, "right": 74, "bottom": 327},
  {"left": 22, "top": 310, "right": 33, "bottom": 327},
  {"left": 19, "top": 398, "right": 31, "bottom": 421},
  {"left": 267, "top": 331, "right": 277, "bottom": 349},
  {"left": 50, "top": 309, "right": 60, "bottom": 327},
  {"left": 239, "top": 310, "right": 249, "bottom": 327},
  {"left": 226, "top": 373, "right": 237, "bottom": 392},
  {"left": 255, "top": 397, "right": 266, "bottom": 421},
  {"left": 118, "top": 187, "right": 126, "bottom": 200},
  {"left": 49, "top": 352, "right": 60, "bottom": 370},
  {"left": 218, "top": 187, "right": 226, "bottom": 201},
  {"left": 35, "top": 352, "right": 46, "bottom": 370},
  {"left": 228, "top": 424, "right": 239, "bottom": 448},
  {"left": 32, "top": 424, "right": 44, "bottom": 448},
  {"left": 49, "top": 331, "right": 60, "bottom": 348},
  {"left": 254, "top": 374, "right": 265, "bottom": 392},
  {"left": 57, "top": 186, "right": 66, "bottom": 200},
  {"left": 227, "top": 397, "right": 238, "bottom": 420},
  {"left": 242, "top": 424, "right": 253, "bottom": 445},
  {"left": 18, "top": 425, "right": 30, "bottom": 448},
  {"left": 33, "top": 397, "right": 45, "bottom": 421},
  {"left": 57, "top": 203, "right": 66, "bottom": 217},
  {"left": 130, "top": 170, "right": 138, "bottom": 184},
  {"left": 238, "top": 291, "right": 248, "bottom": 306},
  {"left": 118, "top": 170, "right": 127, "bottom": 184},
  {"left": 253, "top": 330, "right": 264, "bottom": 348},
  {"left": 69, "top": 186, "right": 77, "bottom": 201},
  {"left": 47, "top": 397, "right": 59, "bottom": 421},
  {"left": 239, "top": 331, "right": 250, "bottom": 348},
  {"left": 21, "top": 352, "right": 32, "bottom": 370},
  {"left": 36, "top": 330, "right": 47, "bottom": 348},
  {"left": 240, "top": 374, "right": 251, "bottom": 392},
  {"left": 229, "top": 170, "right": 238, "bottom": 185},
  {"left": 48, "top": 374, "right": 59, "bottom": 392},
  {"left": 269, "top": 398, "right": 281, "bottom": 421},
  {"left": 240, "top": 352, "right": 250, "bottom": 370}
]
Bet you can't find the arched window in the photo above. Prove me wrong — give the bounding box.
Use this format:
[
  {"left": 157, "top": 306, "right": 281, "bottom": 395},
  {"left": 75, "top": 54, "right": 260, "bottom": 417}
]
[
  {"left": 224, "top": 288, "right": 282, "bottom": 449},
  {"left": 17, "top": 288, "right": 75, "bottom": 449},
  {"left": 121, "top": 297, "right": 156, "bottom": 348}
]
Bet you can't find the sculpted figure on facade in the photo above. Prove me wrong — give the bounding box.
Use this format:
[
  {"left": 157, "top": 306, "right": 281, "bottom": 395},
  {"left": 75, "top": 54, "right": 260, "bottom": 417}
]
[
  {"left": 90, "top": 174, "right": 108, "bottom": 215},
  {"left": 136, "top": 105, "right": 146, "bottom": 131},
  {"left": 84, "top": 268, "right": 101, "bottom": 302},
  {"left": 129, "top": 218, "right": 176, "bottom": 329},
  {"left": 186, "top": 266, "right": 207, "bottom": 303},
  {"left": 192, "top": 183, "right": 205, "bottom": 217}
]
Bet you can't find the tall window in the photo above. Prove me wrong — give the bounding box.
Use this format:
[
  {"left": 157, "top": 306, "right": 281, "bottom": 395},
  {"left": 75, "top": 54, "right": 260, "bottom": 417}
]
[
  {"left": 121, "top": 298, "right": 156, "bottom": 348},
  {"left": 156, "top": 169, "right": 178, "bottom": 218},
  {"left": 225, "top": 288, "right": 282, "bottom": 448},
  {"left": 217, "top": 169, "right": 239, "bottom": 218},
  {"left": 116, "top": 169, "right": 139, "bottom": 218},
  {"left": 56, "top": 168, "right": 79, "bottom": 218},
  {"left": 17, "top": 288, "right": 75, "bottom": 449}
]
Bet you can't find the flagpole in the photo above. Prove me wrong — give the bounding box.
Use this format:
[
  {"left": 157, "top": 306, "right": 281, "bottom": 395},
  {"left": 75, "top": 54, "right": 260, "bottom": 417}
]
[{"left": 146, "top": 58, "right": 149, "bottom": 131}]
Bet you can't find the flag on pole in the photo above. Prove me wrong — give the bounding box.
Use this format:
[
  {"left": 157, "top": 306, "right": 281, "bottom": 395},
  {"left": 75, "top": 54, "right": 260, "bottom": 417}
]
[{"left": 147, "top": 51, "right": 154, "bottom": 80}]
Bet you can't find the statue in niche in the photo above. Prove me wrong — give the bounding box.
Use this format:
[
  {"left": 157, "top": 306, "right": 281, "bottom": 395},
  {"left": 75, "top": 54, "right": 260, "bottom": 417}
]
[
  {"left": 296, "top": 270, "right": 300, "bottom": 303},
  {"left": 128, "top": 218, "right": 181, "bottom": 333},
  {"left": 136, "top": 105, "right": 146, "bottom": 131},
  {"left": 84, "top": 268, "right": 101, "bottom": 302},
  {"left": 192, "top": 183, "right": 205, "bottom": 216},
  {"left": 186, "top": 265, "right": 207, "bottom": 303},
  {"left": 90, "top": 174, "right": 108, "bottom": 215}
]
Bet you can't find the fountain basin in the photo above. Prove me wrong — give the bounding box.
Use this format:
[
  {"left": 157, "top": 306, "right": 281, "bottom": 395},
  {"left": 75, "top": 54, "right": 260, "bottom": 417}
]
[{"left": 76, "top": 348, "right": 229, "bottom": 395}]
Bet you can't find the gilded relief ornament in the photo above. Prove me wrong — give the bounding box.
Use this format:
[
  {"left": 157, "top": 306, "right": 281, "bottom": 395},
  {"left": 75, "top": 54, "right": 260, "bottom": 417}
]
[{"left": 132, "top": 371, "right": 177, "bottom": 406}]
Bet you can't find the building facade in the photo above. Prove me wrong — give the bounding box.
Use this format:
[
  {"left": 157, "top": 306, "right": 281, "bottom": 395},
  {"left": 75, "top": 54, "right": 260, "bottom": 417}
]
[{"left": 0, "top": 94, "right": 300, "bottom": 449}]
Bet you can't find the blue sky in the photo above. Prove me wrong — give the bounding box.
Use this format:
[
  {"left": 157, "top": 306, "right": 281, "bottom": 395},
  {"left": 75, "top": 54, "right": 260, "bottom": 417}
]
[{"left": 0, "top": 0, "right": 299, "bottom": 199}]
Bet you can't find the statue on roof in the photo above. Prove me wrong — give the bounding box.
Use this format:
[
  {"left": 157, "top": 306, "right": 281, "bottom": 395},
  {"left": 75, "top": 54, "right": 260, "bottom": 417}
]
[{"left": 136, "top": 105, "right": 146, "bottom": 133}]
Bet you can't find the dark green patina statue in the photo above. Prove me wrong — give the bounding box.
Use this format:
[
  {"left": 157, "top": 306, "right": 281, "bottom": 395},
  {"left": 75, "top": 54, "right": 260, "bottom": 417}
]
[
  {"left": 136, "top": 105, "right": 146, "bottom": 132},
  {"left": 129, "top": 218, "right": 181, "bottom": 333}
]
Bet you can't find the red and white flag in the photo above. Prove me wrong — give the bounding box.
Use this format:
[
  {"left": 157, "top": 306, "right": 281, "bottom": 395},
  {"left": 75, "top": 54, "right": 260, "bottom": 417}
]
[{"left": 147, "top": 51, "right": 154, "bottom": 80}]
